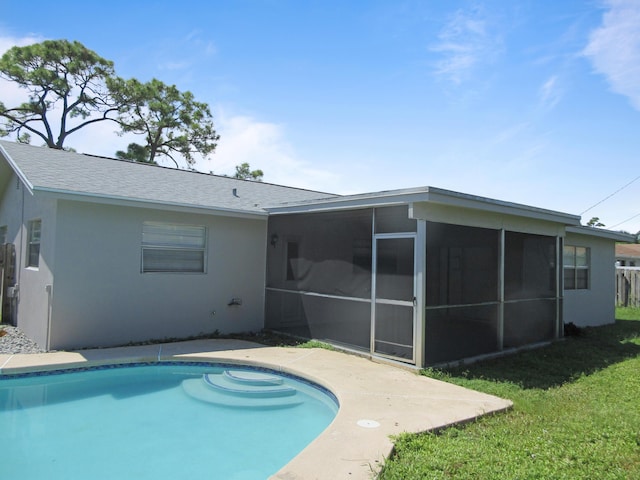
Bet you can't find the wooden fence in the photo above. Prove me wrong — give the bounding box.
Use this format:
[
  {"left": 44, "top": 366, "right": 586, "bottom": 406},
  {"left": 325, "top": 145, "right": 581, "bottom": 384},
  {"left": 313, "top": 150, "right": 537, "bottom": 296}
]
[{"left": 616, "top": 267, "right": 640, "bottom": 307}]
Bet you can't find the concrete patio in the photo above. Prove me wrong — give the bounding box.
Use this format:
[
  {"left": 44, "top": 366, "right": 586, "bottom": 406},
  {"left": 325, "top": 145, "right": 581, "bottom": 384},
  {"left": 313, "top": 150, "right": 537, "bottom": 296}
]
[{"left": 0, "top": 340, "right": 513, "bottom": 479}]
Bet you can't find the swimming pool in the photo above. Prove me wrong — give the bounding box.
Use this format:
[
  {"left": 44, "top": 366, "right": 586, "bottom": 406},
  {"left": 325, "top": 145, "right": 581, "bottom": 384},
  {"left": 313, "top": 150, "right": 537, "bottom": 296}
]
[{"left": 0, "top": 362, "right": 338, "bottom": 480}]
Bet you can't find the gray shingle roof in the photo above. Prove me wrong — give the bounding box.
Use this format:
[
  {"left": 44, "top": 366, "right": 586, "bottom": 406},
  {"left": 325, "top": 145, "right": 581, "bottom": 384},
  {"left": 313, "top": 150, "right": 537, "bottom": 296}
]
[{"left": 0, "top": 140, "right": 336, "bottom": 214}]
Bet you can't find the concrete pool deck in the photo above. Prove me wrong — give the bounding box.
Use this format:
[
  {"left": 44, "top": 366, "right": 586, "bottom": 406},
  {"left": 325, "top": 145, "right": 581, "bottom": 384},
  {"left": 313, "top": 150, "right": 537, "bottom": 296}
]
[{"left": 0, "top": 340, "right": 512, "bottom": 479}]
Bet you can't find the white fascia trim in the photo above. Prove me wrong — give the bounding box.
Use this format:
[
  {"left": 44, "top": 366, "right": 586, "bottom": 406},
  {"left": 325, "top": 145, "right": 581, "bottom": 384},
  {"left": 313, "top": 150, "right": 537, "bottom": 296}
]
[
  {"left": 566, "top": 225, "right": 636, "bottom": 242},
  {"left": 266, "top": 185, "right": 581, "bottom": 225},
  {"left": 424, "top": 187, "right": 581, "bottom": 225}
]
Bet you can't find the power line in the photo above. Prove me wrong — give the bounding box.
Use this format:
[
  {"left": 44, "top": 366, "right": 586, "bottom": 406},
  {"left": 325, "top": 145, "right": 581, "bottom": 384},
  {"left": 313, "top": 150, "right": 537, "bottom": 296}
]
[
  {"left": 580, "top": 173, "right": 640, "bottom": 215},
  {"left": 609, "top": 211, "right": 640, "bottom": 230}
]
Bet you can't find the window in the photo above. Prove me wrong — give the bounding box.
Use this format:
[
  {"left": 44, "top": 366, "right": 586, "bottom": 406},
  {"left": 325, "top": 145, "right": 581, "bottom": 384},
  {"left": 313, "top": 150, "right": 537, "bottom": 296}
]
[
  {"left": 0, "top": 225, "right": 7, "bottom": 244},
  {"left": 564, "top": 245, "right": 589, "bottom": 290},
  {"left": 27, "top": 220, "right": 41, "bottom": 268},
  {"left": 141, "top": 222, "right": 206, "bottom": 273}
]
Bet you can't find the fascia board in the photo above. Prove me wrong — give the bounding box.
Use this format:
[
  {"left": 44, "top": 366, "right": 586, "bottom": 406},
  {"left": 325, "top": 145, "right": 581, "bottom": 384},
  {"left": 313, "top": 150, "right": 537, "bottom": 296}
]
[
  {"left": 424, "top": 188, "right": 582, "bottom": 225},
  {"left": 266, "top": 185, "right": 581, "bottom": 226},
  {"left": 566, "top": 225, "right": 636, "bottom": 242},
  {"left": 265, "top": 193, "right": 428, "bottom": 214}
]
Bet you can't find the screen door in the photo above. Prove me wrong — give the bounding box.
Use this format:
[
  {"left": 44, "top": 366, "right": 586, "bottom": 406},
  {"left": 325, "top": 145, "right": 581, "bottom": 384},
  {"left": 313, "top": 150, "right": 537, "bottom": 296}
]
[{"left": 373, "top": 235, "right": 415, "bottom": 362}]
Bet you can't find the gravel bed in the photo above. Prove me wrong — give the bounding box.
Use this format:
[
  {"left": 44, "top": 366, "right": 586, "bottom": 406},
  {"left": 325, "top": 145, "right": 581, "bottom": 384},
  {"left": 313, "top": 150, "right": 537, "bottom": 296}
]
[{"left": 0, "top": 324, "right": 47, "bottom": 354}]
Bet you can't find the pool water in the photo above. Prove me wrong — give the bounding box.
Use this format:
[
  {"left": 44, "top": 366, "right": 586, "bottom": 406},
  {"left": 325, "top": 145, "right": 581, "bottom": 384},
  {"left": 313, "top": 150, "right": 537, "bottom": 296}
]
[{"left": 0, "top": 363, "right": 338, "bottom": 480}]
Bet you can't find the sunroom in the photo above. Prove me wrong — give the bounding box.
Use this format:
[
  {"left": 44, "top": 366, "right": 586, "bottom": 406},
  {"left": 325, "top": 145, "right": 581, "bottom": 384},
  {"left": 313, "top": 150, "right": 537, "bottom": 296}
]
[{"left": 264, "top": 187, "right": 580, "bottom": 368}]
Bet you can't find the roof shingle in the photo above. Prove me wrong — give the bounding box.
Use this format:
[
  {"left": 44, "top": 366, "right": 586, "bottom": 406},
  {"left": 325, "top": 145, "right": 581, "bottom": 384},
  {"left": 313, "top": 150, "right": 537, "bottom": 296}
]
[{"left": 0, "top": 140, "right": 336, "bottom": 214}]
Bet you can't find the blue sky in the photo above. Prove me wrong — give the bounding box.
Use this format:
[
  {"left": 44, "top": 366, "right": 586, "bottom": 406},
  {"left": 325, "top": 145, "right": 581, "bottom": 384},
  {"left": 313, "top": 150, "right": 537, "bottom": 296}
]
[{"left": 1, "top": 0, "right": 639, "bottom": 232}]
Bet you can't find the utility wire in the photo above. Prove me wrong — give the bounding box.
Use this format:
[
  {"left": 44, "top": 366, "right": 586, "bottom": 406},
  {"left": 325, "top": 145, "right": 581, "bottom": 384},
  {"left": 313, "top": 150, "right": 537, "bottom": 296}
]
[
  {"left": 580, "top": 173, "right": 640, "bottom": 215},
  {"left": 609, "top": 211, "right": 640, "bottom": 230}
]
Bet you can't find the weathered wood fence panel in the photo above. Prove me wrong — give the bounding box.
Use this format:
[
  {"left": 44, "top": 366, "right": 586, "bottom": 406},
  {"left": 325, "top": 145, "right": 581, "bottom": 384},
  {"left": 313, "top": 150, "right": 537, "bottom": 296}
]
[{"left": 616, "top": 267, "right": 640, "bottom": 307}]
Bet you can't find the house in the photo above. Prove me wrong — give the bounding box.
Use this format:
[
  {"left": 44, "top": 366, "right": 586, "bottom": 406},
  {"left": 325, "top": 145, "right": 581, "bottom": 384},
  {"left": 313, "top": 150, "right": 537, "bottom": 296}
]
[
  {"left": 0, "top": 140, "right": 335, "bottom": 351},
  {"left": 0, "top": 140, "right": 633, "bottom": 367},
  {"left": 616, "top": 243, "right": 640, "bottom": 267}
]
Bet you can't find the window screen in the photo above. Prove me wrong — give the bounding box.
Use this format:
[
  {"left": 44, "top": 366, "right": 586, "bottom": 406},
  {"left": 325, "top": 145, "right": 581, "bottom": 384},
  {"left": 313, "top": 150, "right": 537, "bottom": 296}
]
[
  {"left": 267, "top": 210, "right": 373, "bottom": 298},
  {"left": 426, "top": 222, "right": 499, "bottom": 306},
  {"left": 504, "top": 232, "right": 556, "bottom": 300},
  {"left": 141, "top": 222, "right": 206, "bottom": 273}
]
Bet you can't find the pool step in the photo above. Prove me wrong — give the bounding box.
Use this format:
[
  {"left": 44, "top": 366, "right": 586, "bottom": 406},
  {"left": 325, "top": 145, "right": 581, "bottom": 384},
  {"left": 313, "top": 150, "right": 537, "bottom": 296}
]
[
  {"left": 223, "top": 369, "right": 284, "bottom": 386},
  {"left": 203, "top": 372, "right": 296, "bottom": 398},
  {"left": 181, "top": 370, "right": 302, "bottom": 408}
]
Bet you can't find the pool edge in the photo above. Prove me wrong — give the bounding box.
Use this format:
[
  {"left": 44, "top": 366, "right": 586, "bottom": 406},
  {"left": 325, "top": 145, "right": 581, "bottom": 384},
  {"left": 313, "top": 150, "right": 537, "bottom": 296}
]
[{"left": 0, "top": 339, "right": 513, "bottom": 480}]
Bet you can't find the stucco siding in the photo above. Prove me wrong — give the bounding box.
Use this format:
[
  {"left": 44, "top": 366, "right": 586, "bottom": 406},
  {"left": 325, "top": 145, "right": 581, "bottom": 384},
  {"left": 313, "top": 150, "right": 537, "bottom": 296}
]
[
  {"left": 0, "top": 178, "right": 56, "bottom": 348},
  {"left": 49, "top": 200, "right": 266, "bottom": 349},
  {"left": 563, "top": 232, "right": 616, "bottom": 327}
]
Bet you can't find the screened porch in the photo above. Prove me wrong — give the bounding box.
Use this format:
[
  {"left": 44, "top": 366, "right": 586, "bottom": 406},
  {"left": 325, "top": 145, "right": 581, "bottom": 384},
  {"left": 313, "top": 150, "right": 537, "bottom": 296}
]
[{"left": 265, "top": 201, "right": 563, "bottom": 367}]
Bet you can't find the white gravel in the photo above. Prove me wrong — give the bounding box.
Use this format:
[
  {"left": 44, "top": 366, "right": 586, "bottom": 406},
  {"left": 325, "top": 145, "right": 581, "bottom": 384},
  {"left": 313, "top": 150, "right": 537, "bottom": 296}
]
[{"left": 0, "top": 325, "right": 47, "bottom": 354}]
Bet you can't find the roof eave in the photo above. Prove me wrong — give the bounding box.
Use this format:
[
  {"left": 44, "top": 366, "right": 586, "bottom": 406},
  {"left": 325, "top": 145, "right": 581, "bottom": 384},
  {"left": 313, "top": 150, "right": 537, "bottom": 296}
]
[
  {"left": 265, "top": 186, "right": 582, "bottom": 225},
  {"left": 566, "top": 225, "right": 636, "bottom": 242}
]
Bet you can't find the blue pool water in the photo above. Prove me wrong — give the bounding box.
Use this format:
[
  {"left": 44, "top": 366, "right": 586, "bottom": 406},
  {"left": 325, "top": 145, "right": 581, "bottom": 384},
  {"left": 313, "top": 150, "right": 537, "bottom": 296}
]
[{"left": 0, "top": 362, "right": 338, "bottom": 480}]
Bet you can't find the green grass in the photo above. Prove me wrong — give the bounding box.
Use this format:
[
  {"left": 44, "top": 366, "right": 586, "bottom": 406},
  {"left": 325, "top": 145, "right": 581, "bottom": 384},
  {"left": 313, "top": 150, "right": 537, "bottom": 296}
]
[
  {"left": 616, "top": 306, "right": 640, "bottom": 321},
  {"left": 379, "top": 308, "right": 640, "bottom": 480}
]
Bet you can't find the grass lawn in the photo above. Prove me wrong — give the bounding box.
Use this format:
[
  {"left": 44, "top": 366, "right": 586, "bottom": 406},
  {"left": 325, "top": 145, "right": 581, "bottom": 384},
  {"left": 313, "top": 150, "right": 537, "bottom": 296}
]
[{"left": 379, "top": 307, "right": 640, "bottom": 479}]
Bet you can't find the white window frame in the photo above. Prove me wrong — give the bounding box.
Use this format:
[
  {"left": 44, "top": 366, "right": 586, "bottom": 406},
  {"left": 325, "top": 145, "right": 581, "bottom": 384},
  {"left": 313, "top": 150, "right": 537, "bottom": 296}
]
[
  {"left": 26, "top": 219, "right": 41, "bottom": 268},
  {"left": 141, "top": 222, "right": 207, "bottom": 273},
  {"left": 563, "top": 245, "right": 590, "bottom": 290}
]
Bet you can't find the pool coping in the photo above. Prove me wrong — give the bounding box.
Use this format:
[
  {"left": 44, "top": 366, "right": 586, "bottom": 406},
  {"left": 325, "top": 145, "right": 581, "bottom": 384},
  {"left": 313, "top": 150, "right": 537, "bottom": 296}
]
[{"left": 0, "top": 339, "right": 513, "bottom": 479}]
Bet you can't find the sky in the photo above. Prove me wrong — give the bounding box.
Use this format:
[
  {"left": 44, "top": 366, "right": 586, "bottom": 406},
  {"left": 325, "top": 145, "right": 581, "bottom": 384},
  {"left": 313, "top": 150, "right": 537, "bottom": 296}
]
[{"left": 0, "top": 0, "right": 639, "bottom": 233}]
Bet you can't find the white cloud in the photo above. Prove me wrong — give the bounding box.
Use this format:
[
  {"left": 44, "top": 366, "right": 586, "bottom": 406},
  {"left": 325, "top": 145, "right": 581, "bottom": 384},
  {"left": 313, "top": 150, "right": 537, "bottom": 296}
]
[
  {"left": 583, "top": 0, "right": 640, "bottom": 110},
  {"left": 538, "top": 75, "right": 563, "bottom": 111},
  {"left": 155, "top": 30, "right": 217, "bottom": 73},
  {"left": 430, "top": 7, "right": 502, "bottom": 85},
  {"left": 0, "top": 34, "right": 138, "bottom": 153},
  {"left": 1, "top": 35, "right": 335, "bottom": 192},
  {"left": 194, "top": 110, "right": 340, "bottom": 191},
  {"left": 0, "top": 34, "right": 43, "bottom": 55},
  {"left": 0, "top": 35, "right": 45, "bottom": 142},
  {"left": 0, "top": 35, "right": 44, "bottom": 103}
]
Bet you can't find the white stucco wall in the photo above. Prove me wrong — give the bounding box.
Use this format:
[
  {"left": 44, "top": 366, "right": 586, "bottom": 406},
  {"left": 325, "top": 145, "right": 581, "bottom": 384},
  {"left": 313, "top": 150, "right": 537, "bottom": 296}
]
[
  {"left": 563, "top": 232, "right": 616, "bottom": 327},
  {"left": 48, "top": 200, "right": 267, "bottom": 350},
  {"left": 0, "top": 174, "right": 56, "bottom": 348}
]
